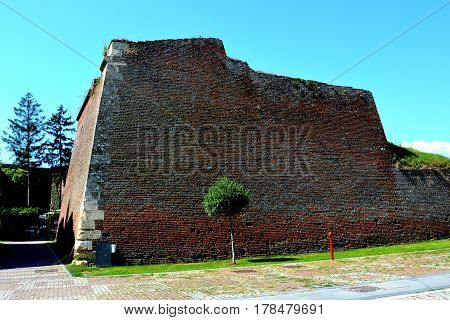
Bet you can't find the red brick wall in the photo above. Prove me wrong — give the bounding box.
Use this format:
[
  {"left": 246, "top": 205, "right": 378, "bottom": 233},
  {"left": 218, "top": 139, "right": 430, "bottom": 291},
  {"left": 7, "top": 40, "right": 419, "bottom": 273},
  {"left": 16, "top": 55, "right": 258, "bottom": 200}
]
[{"left": 67, "top": 39, "right": 450, "bottom": 264}]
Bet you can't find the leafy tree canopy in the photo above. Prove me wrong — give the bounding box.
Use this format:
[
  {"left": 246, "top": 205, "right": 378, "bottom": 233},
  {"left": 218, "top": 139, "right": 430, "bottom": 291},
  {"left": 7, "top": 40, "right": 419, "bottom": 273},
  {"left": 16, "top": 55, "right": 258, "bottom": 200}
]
[
  {"left": 1, "top": 166, "right": 27, "bottom": 185},
  {"left": 203, "top": 177, "right": 250, "bottom": 216}
]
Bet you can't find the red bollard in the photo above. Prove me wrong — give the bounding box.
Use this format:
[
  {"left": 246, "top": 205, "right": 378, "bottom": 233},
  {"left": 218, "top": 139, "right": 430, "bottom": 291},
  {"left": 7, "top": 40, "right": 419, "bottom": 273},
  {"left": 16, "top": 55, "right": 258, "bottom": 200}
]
[{"left": 328, "top": 231, "right": 334, "bottom": 260}]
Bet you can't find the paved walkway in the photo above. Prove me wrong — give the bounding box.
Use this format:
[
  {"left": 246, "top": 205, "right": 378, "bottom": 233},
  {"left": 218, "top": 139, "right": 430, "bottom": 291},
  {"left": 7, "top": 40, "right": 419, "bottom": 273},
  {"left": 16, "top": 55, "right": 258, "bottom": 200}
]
[
  {"left": 0, "top": 241, "right": 95, "bottom": 299},
  {"left": 380, "top": 288, "right": 450, "bottom": 300},
  {"left": 0, "top": 241, "right": 449, "bottom": 300},
  {"left": 253, "top": 273, "right": 450, "bottom": 300}
]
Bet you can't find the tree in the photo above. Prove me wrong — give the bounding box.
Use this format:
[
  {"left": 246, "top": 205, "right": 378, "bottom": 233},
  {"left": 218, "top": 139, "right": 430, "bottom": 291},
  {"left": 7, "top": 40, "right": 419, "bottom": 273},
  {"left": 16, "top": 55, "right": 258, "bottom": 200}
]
[
  {"left": 1, "top": 166, "right": 27, "bottom": 185},
  {"left": 44, "top": 105, "right": 74, "bottom": 168},
  {"left": 44, "top": 105, "right": 75, "bottom": 206},
  {"left": 2, "top": 93, "right": 46, "bottom": 206},
  {"left": 203, "top": 177, "right": 250, "bottom": 264}
]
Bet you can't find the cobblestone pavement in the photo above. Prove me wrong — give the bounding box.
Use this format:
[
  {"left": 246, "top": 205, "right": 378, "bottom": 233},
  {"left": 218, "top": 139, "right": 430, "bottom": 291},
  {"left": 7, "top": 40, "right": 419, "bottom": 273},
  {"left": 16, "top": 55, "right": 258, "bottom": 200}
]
[{"left": 0, "top": 241, "right": 449, "bottom": 299}]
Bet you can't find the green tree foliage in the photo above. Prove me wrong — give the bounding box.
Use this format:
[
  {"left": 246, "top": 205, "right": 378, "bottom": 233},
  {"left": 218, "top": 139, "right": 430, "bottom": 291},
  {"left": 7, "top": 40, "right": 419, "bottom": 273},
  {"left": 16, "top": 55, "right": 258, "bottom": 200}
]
[
  {"left": 204, "top": 177, "right": 250, "bottom": 264},
  {"left": 44, "top": 105, "right": 75, "bottom": 168},
  {"left": 1, "top": 167, "right": 27, "bottom": 185},
  {"left": 2, "top": 92, "right": 46, "bottom": 206},
  {"left": 44, "top": 104, "right": 75, "bottom": 208},
  {"left": 0, "top": 206, "right": 42, "bottom": 217}
]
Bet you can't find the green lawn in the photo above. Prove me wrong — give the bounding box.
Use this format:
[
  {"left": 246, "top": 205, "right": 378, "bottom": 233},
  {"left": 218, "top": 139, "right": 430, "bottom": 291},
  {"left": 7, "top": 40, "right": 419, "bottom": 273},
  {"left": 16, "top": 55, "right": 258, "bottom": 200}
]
[
  {"left": 389, "top": 142, "right": 450, "bottom": 170},
  {"left": 66, "top": 238, "right": 450, "bottom": 277}
]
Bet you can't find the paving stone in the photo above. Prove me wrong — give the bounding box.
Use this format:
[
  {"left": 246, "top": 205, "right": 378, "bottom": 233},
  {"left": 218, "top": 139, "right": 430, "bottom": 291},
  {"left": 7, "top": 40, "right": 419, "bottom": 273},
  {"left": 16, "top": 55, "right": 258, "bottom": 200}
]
[{"left": 0, "top": 241, "right": 449, "bottom": 300}]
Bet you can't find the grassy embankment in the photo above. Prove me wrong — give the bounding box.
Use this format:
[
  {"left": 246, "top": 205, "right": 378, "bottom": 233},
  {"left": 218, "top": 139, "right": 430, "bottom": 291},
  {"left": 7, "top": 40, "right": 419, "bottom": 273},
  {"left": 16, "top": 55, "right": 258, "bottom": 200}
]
[{"left": 388, "top": 142, "right": 450, "bottom": 170}]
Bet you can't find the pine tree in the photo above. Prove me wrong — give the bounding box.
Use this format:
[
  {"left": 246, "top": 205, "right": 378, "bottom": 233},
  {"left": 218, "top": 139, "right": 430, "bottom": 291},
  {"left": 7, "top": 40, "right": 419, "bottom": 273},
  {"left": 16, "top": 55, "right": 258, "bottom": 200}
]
[
  {"left": 2, "top": 92, "right": 46, "bottom": 206},
  {"left": 44, "top": 105, "right": 75, "bottom": 206},
  {"left": 44, "top": 105, "right": 75, "bottom": 168}
]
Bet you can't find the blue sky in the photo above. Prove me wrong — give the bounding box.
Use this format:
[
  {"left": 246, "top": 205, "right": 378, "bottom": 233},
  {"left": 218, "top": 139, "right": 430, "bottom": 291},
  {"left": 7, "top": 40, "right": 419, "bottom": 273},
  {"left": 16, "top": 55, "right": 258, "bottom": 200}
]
[{"left": 1, "top": 0, "right": 449, "bottom": 162}]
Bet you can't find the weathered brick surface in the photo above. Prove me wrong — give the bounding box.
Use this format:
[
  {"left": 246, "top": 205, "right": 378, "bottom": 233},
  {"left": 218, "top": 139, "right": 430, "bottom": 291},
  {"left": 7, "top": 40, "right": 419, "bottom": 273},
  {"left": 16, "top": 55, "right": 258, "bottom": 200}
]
[{"left": 59, "top": 38, "right": 449, "bottom": 264}]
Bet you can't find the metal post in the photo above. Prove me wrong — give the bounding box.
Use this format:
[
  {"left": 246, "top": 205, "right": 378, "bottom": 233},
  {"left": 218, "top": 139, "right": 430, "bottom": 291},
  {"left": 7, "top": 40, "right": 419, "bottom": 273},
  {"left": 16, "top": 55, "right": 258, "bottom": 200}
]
[{"left": 328, "top": 231, "right": 334, "bottom": 260}]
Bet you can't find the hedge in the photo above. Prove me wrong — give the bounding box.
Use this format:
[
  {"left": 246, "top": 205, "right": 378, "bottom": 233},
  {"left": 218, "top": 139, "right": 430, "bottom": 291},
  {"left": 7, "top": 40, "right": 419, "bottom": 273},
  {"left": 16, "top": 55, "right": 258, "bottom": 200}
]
[{"left": 0, "top": 207, "right": 43, "bottom": 217}]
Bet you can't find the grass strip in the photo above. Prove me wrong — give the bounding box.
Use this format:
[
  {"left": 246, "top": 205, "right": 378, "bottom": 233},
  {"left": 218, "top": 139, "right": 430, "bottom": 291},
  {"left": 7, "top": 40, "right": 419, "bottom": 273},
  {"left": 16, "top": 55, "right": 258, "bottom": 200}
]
[{"left": 66, "top": 238, "right": 450, "bottom": 277}]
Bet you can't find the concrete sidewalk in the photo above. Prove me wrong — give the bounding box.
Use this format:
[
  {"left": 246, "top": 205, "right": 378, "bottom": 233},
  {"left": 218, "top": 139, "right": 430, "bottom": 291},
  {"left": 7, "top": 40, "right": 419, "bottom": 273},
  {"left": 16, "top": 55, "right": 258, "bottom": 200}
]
[{"left": 253, "top": 273, "right": 450, "bottom": 300}]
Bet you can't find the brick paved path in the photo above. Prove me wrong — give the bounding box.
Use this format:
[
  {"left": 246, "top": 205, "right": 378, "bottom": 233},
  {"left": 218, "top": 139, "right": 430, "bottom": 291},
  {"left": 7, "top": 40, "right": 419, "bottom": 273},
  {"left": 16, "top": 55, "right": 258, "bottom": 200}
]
[
  {"left": 0, "top": 241, "right": 95, "bottom": 299},
  {"left": 0, "top": 241, "right": 449, "bottom": 300}
]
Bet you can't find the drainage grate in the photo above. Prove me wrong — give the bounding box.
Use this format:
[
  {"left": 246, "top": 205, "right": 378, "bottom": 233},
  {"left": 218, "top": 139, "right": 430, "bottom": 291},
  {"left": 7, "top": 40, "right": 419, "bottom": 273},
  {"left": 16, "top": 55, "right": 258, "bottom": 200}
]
[{"left": 346, "top": 285, "right": 381, "bottom": 293}]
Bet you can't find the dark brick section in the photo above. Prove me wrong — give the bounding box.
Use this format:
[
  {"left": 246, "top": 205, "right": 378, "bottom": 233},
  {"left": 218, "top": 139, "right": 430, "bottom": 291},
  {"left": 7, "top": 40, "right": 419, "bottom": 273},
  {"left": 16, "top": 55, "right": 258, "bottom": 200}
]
[{"left": 60, "top": 38, "right": 449, "bottom": 264}]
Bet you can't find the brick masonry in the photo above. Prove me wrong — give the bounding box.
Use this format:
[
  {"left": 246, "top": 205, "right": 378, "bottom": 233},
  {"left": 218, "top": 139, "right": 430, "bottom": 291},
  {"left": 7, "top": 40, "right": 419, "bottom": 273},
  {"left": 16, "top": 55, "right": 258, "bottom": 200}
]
[{"left": 57, "top": 38, "right": 450, "bottom": 264}]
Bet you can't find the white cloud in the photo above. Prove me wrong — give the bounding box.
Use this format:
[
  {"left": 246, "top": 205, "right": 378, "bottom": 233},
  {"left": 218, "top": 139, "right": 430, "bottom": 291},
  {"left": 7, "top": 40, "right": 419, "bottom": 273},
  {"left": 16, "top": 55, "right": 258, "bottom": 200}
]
[{"left": 401, "top": 140, "right": 450, "bottom": 158}]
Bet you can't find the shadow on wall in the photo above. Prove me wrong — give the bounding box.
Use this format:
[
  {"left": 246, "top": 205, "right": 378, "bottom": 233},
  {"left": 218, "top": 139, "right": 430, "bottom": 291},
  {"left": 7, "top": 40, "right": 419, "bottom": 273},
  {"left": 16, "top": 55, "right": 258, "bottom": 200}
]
[{"left": 55, "top": 213, "right": 74, "bottom": 263}]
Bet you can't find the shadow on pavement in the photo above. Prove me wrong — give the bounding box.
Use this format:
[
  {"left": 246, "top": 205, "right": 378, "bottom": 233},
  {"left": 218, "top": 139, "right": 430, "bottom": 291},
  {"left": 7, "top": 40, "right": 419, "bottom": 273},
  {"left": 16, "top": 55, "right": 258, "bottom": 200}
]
[{"left": 0, "top": 241, "right": 60, "bottom": 270}]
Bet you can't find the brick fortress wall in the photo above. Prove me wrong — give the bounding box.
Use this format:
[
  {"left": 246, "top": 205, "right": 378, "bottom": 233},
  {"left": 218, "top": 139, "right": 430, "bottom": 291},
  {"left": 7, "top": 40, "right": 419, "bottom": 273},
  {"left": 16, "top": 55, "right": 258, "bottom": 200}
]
[{"left": 59, "top": 38, "right": 449, "bottom": 264}]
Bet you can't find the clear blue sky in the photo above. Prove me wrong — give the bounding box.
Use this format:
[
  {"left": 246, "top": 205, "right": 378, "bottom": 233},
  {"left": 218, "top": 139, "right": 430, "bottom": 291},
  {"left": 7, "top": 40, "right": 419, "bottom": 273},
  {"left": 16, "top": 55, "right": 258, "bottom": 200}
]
[{"left": 1, "top": 0, "right": 449, "bottom": 162}]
